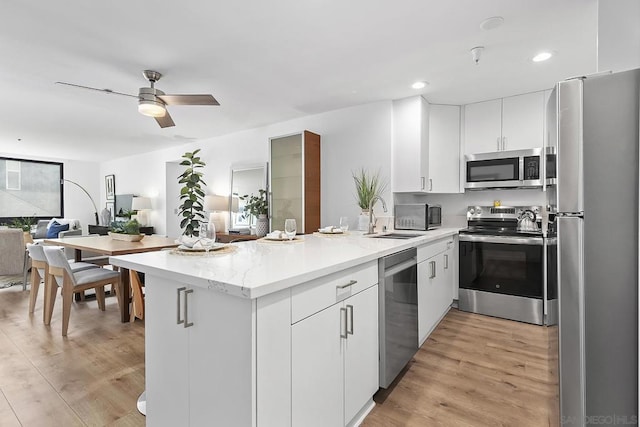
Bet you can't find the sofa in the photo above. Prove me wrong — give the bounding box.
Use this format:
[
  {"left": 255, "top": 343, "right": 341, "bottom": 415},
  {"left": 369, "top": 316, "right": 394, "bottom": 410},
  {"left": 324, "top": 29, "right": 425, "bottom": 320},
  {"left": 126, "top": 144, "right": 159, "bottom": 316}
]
[{"left": 33, "top": 218, "right": 82, "bottom": 239}]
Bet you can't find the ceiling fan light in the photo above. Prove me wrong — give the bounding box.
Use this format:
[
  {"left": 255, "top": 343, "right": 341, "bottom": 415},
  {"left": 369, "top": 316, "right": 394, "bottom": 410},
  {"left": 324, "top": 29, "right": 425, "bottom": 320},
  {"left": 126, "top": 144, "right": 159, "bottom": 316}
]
[{"left": 138, "top": 100, "right": 166, "bottom": 117}]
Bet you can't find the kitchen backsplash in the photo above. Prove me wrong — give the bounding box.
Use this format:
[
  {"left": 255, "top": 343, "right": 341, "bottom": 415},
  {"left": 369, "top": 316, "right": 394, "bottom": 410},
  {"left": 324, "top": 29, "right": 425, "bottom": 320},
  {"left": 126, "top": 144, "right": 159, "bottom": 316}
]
[{"left": 393, "top": 188, "right": 547, "bottom": 228}]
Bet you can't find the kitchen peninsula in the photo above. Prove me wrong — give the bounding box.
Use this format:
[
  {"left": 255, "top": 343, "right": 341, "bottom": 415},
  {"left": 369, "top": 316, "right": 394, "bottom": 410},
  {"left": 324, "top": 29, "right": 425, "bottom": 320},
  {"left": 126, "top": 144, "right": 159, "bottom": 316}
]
[{"left": 110, "top": 229, "right": 459, "bottom": 427}]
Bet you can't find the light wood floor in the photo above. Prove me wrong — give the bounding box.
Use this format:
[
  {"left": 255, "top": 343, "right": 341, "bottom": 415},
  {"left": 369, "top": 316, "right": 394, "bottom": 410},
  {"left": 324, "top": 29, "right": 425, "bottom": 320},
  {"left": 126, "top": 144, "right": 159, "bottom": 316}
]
[
  {"left": 0, "top": 285, "right": 558, "bottom": 426},
  {"left": 0, "top": 285, "right": 145, "bottom": 426},
  {"left": 363, "top": 309, "right": 560, "bottom": 427}
]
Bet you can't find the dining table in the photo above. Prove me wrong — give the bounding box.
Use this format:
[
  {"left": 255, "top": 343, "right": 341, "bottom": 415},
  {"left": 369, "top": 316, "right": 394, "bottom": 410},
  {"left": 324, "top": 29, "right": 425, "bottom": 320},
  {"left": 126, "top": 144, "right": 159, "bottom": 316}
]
[{"left": 44, "top": 234, "right": 179, "bottom": 322}]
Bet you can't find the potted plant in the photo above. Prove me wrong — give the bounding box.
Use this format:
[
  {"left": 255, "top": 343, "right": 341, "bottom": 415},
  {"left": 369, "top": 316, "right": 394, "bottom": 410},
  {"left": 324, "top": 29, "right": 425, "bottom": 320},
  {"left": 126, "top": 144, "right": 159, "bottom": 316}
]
[
  {"left": 352, "top": 168, "right": 387, "bottom": 231},
  {"left": 10, "top": 216, "right": 35, "bottom": 232},
  {"left": 240, "top": 189, "right": 269, "bottom": 237},
  {"left": 109, "top": 219, "right": 144, "bottom": 241},
  {"left": 178, "top": 149, "right": 207, "bottom": 237}
]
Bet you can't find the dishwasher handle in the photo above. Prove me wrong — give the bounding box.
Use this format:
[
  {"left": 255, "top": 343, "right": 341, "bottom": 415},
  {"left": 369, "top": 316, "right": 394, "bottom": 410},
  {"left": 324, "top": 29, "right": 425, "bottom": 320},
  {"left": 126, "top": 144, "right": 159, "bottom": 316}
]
[{"left": 383, "top": 257, "right": 417, "bottom": 278}]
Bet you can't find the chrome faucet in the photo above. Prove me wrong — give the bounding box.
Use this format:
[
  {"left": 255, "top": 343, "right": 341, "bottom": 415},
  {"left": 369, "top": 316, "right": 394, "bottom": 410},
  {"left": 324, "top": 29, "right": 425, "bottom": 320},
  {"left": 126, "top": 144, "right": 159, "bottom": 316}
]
[{"left": 368, "top": 195, "right": 387, "bottom": 234}]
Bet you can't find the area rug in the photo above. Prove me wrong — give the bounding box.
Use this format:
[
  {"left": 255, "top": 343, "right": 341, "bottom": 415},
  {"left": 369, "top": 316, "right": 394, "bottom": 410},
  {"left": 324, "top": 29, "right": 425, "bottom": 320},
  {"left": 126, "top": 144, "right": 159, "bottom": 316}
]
[{"left": 0, "top": 275, "right": 23, "bottom": 289}]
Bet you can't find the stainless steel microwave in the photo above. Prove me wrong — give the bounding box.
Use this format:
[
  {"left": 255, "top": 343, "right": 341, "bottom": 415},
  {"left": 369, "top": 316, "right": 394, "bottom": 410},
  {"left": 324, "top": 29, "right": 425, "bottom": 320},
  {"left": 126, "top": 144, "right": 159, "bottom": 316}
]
[
  {"left": 465, "top": 148, "right": 545, "bottom": 189},
  {"left": 394, "top": 204, "right": 441, "bottom": 230}
]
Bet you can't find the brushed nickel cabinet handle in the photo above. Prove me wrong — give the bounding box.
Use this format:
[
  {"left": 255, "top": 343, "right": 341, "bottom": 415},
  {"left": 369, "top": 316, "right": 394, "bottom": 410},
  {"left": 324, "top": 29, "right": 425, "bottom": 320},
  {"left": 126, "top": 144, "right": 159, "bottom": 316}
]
[
  {"left": 444, "top": 254, "right": 449, "bottom": 270},
  {"left": 176, "top": 287, "right": 186, "bottom": 325},
  {"left": 346, "top": 304, "right": 354, "bottom": 335},
  {"left": 340, "top": 307, "right": 347, "bottom": 339},
  {"left": 421, "top": 177, "right": 425, "bottom": 190},
  {"left": 502, "top": 136, "right": 507, "bottom": 151},
  {"left": 497, "top": 137, "right": 501, "bottom": 150},
  {"left": 337, "top": 280, "right": 357, "bottom": 290},
  {"left": 429, "top": 178, "right": 433, "bottom": 191},
  {"left": 429, "top": 261, "right": 436, "bottom": 279},
  {"left": 184, "top": 289, "right": 194, "bottom": 328}
]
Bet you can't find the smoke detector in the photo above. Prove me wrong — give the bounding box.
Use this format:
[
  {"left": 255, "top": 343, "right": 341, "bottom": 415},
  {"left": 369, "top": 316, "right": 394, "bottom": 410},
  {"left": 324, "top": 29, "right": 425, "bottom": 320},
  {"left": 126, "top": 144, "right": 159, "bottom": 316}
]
[{"left": 470, "top": 46, "right": 484, "bottom": 65}]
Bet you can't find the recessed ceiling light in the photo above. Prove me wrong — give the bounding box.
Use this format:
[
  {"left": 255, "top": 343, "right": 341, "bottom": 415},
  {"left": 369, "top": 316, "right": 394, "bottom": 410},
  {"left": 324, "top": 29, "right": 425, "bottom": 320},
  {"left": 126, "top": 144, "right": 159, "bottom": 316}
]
[
  {"left": 480, "top": 16, "right": 504, "bottom": 31},
  {"left": 532, "top": 52, "right": 553, "bottom": 62},
  {"left": 411, "top": 81, "right": 427, "bottom": 89}
]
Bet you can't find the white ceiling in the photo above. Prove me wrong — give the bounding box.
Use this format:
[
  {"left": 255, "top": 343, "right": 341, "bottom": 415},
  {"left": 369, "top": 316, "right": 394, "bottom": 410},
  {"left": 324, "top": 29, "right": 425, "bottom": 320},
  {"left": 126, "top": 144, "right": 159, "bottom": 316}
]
[{"left": 0, "top": 0, "right": 598, "bottom": 162}]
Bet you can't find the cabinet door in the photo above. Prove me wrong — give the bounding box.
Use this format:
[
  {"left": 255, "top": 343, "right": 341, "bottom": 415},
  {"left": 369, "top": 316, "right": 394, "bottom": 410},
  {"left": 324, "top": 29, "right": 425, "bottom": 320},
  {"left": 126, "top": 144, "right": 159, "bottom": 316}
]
[
  {"left": 344, "top": 285, "right": 379, "bottom": 424},
  {"left": 436, "top": 252, "right": 452, "bottom": 318},
  {"left": 292, "top": 304, "right": 344, "bottom": 427},
  {"left": 502, "top": 91, "right": 544, "bottom": 150},
  {"left": 417, "top": 258, "right": 438, "bottom": 346},
  {"left": 271, "top": 134, "right": 303, "bottom": 232},
  {"left": 145, "top": 279, "right": 190, "bottom": 427},
  {"left": 188, "top": 288, "right": 254, "bottom": 427},
  {"left": 464, "top": 98, "right": 502, "bottom": 155},
  {"left": 392, "top": 96, "right": 429, "bottom": 192},
  {"left": 428, "top": 104, "right": 461, "bottom": 193}
]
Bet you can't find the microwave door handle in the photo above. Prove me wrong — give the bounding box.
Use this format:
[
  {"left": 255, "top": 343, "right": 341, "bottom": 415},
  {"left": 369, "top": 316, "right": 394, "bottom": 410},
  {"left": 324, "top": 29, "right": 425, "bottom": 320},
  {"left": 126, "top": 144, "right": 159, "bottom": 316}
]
[{"left": 519, "top": 156, "right": 524, "bottom": 182}]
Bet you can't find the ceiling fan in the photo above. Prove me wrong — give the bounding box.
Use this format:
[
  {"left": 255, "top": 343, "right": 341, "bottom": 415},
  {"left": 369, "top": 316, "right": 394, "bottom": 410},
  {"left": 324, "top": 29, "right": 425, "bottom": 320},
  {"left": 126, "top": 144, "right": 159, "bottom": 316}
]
[{"left": 55, "top": 70, "right": 220, "bottom": 128}]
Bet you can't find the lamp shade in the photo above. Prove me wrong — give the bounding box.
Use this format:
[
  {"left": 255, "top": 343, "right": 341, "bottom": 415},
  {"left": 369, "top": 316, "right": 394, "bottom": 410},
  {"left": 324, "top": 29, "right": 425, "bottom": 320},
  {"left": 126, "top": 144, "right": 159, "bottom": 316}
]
[
  {"left": 131, "top": 196, "right": 152, "bottom": 211},
  {"left": 204, "top": 194, "right": 228, "bottom": 211}
]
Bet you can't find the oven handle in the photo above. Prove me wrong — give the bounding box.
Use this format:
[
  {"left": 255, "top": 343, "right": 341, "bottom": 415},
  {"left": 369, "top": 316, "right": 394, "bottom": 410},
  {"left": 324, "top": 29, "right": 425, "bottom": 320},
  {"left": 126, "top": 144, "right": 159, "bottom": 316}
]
[
  {"left": 458, "top": 234, "right": 543, "bottom": 245},
  {"left": 383, "top": 257, "right": 417, "bottom": 278}
]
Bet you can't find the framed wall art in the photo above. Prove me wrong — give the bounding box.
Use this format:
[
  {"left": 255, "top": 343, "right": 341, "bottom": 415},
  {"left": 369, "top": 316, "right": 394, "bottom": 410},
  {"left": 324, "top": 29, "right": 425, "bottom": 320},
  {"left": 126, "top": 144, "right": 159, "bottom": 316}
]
[{"left": 105, "top": 174, "right": 115, "bottom": 200}]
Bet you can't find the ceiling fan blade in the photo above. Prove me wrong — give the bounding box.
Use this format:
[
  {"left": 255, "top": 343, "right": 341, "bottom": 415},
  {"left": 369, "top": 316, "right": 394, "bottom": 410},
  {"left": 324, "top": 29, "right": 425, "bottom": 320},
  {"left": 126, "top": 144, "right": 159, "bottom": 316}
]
[
  {"left": 55, "top": 81, "right": 139, "bottom": 98},
  {"left": 157, "top": 94, "right": 220, "bottom": 106},
  {"left": 155, "top": 110, "right": 176, "bottom": 128}
]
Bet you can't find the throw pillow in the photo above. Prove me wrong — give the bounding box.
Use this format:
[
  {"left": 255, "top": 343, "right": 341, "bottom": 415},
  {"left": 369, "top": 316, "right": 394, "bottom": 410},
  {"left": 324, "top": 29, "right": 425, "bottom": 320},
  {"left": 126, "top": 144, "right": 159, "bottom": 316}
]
[{"left": 46, "top": 221, "right": 70, "bottom": 238}]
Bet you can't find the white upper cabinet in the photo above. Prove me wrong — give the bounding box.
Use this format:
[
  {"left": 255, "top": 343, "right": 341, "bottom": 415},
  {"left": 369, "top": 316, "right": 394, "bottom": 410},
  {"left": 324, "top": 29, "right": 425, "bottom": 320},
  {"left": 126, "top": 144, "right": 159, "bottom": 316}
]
[
  {"left": 428, "top": 104, "right": 460, "bottom": 193},
  {"left": 392, "top": 96, "right": 461, "bottom": 193},
  {"left": 463, "top": 98, "right": 503, "bottom": 154},
  {"left": 392, "top": 96, "right": 429, "bottom": 192},
  {"left": 464, "top": 91, "right": 545, "bottom": 155}
]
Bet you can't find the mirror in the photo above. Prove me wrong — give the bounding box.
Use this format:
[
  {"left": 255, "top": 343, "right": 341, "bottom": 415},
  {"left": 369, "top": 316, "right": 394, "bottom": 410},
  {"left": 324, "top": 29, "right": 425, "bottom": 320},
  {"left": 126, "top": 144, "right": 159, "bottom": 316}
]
[{"left": 229, "top": 163, "right": 268, "bottom": 231}]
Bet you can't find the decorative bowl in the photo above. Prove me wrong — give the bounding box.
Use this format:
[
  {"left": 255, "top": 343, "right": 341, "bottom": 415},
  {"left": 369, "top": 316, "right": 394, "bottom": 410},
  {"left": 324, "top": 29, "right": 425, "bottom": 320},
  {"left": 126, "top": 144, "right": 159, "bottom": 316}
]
[{"left": 108, "top": 232, "right": 144, "bottom": 242}]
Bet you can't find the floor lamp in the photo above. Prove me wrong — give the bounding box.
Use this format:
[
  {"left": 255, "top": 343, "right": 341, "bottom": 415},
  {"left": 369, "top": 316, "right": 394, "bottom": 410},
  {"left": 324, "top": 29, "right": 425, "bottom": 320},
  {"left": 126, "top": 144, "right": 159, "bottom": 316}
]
[{"left": 62, "top": 179, "right": 99, "bottom": 225}]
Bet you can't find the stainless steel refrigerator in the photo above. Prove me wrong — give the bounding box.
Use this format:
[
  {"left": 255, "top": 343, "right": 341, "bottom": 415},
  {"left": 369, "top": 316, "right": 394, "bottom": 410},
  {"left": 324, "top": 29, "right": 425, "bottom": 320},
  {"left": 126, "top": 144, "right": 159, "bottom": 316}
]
[{"left": 551, "top": 68, "right": 639, "bottom": 425}]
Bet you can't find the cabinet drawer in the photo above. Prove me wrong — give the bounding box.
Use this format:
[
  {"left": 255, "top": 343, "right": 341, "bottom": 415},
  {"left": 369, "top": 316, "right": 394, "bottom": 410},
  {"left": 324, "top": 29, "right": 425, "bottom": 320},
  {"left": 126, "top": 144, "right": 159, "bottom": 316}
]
[
  {"left": 417, "top": 237, "right": 453, "bottom": 263},
  {"left": 291, "top": 261, "right": 378, "bottom": 324}
]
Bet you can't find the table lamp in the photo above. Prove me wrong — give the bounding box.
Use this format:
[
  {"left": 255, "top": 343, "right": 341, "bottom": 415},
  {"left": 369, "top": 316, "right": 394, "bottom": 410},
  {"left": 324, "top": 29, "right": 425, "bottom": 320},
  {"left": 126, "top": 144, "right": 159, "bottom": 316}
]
[
  {"left": 205, "top": 194, "right": 229, "bottom": 233},
  {"left": 131, "top": 197, "right": 152, "bottom": 227}
]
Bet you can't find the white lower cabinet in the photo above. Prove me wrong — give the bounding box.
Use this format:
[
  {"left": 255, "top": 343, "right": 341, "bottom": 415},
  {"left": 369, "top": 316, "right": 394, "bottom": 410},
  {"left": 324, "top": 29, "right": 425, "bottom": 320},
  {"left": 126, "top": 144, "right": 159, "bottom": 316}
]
[
  {"left": 417, "top": 238, "right": 456, "bottom": 346},
  {"left": 292, "top": 284, "right": 379, "bottom": 427},
  {"left": 145, "top": 278, "right": 254, "bottom": 427}
]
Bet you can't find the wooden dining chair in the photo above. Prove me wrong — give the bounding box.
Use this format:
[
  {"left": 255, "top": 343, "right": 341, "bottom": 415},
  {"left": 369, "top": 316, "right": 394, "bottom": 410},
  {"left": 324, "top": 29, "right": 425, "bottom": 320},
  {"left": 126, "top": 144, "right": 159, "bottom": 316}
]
[
  {"left": 26, "top": 244, "right": 99, "bottom": 321},
  {"left": 129, "top": 270, "right": 145, "bottom": 321},
  {"left": 43, "top": 246, "right": 121, "bottom": 336}
]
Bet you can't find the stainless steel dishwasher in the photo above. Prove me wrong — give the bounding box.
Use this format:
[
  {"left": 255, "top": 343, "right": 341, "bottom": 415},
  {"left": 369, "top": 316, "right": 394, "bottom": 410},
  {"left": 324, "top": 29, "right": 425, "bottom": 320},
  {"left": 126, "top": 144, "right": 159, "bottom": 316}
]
[{"left": 378, "top": 248, "right": 418, "bottom": 388}]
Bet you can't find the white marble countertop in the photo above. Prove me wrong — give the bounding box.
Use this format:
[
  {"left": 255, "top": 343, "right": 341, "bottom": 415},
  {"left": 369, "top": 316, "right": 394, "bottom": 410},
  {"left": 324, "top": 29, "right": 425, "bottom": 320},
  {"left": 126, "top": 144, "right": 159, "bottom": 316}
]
[{"left": 110, "top": 228, "right": 460, "bottom": 299}]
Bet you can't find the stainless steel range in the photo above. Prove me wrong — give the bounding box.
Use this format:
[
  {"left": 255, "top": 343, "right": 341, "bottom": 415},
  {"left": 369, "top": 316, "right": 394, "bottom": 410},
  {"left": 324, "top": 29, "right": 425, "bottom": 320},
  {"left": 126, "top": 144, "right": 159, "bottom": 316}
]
[{"left": 458, "top": 205, "right": 544, "bottom": 325}]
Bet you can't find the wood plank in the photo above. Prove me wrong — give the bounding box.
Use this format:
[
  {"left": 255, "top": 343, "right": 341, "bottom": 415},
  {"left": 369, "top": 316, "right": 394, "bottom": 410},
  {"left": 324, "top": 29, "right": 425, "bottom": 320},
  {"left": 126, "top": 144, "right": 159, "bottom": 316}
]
[
  {"left": 0, "top": 389, "right": 21, "bottom": 427},
  {"left": 363, "top": 309, "right": 559, "bottom": 427}
]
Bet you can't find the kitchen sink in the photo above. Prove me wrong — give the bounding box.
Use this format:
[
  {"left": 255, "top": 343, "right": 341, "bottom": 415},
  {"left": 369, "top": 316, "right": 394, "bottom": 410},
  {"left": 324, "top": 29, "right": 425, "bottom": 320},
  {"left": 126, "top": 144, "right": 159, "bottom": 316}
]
[{"left": 366, "top": 232, "right": 420, "bottom": 239}]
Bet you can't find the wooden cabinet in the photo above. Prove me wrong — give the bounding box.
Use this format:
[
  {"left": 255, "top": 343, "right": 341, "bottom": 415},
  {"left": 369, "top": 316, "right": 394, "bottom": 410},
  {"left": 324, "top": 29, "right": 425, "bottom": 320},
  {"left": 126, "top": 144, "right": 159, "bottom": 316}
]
[
  {"left": 88, "top": 224, "right": 154, "bottom": 235},
  {"left": 464, "top": 91, "right": 545, "bottom": 155},
  {"left": 269, "top": 131, "right": 320, "bottom": 234},
  {"left": 292, "top": 284, "right": 378, "bottom": 427},
  {"left": 392, "top": 96, "right": 461, "bottom": 193},
  {"left": 417, "top": 237, "right": 456, "bottom": 346}
]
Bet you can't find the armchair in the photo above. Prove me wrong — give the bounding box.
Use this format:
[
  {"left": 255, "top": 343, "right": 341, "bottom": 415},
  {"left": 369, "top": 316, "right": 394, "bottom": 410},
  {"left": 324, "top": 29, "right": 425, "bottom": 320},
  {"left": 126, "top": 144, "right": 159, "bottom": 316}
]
[{"left": 0, "top": 230, "right": 26, "bottom": 286}]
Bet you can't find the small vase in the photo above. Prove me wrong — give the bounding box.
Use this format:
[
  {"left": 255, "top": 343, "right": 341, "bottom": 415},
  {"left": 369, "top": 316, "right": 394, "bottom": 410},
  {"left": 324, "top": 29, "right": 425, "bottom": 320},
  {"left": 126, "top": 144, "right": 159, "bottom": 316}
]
[
  {"left": 256, "top": 214, "right": 269, "bottom": 238},
  {"left": 358, "top": 210, "right": 371, "bottom": 231}
]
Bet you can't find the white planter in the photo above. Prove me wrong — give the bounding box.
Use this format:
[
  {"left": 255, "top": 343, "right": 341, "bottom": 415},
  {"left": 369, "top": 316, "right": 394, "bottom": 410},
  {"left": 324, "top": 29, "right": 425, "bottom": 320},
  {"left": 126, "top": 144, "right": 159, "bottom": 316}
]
[{"left": 256, "top": 215, "right": 269, "bottom": 237}]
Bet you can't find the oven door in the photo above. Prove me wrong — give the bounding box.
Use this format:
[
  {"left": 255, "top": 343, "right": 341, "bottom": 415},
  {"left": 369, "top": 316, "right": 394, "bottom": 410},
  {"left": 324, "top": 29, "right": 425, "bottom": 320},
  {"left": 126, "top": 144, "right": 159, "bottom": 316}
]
[
  {"left": 458, "top": 234, "right": 544, "bottom": 324},
  {"left": 459, "top": 234, "right": 544, "bottom": 298}
]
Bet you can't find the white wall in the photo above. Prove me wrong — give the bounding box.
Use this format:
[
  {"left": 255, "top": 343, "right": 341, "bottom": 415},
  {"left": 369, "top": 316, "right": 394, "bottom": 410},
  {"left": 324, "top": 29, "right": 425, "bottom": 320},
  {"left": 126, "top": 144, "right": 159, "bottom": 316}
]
[
  {"left": 598, "top": 0, "right": 640, "bottom": 72},
  {"left": 0, "top": 151, "right": 99, "bottom": 231},
  {"left": 101, "top": 101, "right": 393, "bottom": 237}
]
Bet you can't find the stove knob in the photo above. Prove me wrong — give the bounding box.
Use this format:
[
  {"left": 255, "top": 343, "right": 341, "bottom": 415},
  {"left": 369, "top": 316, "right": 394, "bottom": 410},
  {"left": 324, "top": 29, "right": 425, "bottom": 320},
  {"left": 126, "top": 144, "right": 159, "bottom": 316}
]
[
  {"left": 469, "top": 208, "right": 475, "bottom": 215},
  {"left": 476, "top": 207, "right": 482, "bottom": 215}
]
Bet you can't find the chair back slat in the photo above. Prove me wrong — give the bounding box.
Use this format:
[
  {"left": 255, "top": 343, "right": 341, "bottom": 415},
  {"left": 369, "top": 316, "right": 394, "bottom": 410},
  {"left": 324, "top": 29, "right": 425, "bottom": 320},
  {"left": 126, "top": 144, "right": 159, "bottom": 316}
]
[{"left": 43, "top": 246, "right": 76, "bottom": 287}]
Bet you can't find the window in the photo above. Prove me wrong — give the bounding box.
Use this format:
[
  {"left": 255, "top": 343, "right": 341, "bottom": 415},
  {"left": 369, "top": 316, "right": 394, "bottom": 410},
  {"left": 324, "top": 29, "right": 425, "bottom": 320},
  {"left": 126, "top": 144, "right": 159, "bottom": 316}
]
[
  {"left": 5, "top": 160, "right": 20, "bottom": 190},
  {"left": 0, "top": 157, "right": 63, "bottom": 221}
]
